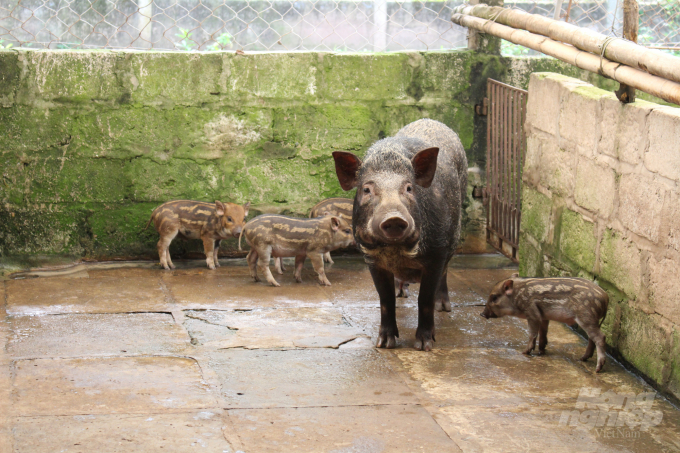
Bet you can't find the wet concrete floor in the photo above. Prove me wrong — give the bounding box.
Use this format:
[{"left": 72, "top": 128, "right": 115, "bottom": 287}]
[{"left": 1, "top": 254, "right": 680, "bottom": 452}]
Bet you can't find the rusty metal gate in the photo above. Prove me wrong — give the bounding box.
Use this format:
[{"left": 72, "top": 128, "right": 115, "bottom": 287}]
[{"left": 482, "top": 79, "right": 528, "bottom": 262}]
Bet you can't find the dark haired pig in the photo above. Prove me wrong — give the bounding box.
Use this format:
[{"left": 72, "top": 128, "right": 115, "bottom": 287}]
[
  {"left": 333, "top": 119, "right": 467, "bottom": 351},
  {"left": 147, "top": 200, "right": 250, "bottom": 270},
  {"left": 241, "top": 214, "right": 354, "bottom": 287},
  {"left": 274, "top": 197, "right": 354, "bottom": 274},
  {"left": 482, "top": 276, "right": 609, "bottom": 372}
]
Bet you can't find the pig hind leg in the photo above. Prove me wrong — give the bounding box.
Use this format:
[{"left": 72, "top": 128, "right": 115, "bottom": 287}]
[
  {"left": 578, "top": 320, "right": 606, "bottom": 372},
  {"left": 274, "top": 257, "right": 285, "bottom": 275},
  {"left": 537, "top": 320, "right": 549, "bottom": 355},
  {"left": 294, "top": 255, "right": 306, "bottom": 283},
  {"left": 247, "top": 250, "right": 260, "bottom": 282},
  {"left": 581, "top": 340, "right": 596, "bottom": 362},
  {"left": 323, "top": 251, "right": 334, "bottom": 264},
  {"left": 370, "top": 266, "right": 399, "bottom": 349},
  {"left": 256, "top": 247, "right": 280, "bottom": 287},
  {"left": 310, "top": 253, "right": 331, "bottom": 286},
  {"left": 157, "top": 229, "right": 178, "bottom": 270},
  {"left": 434, "top": 268, "right": 451, "bottom": 312}
]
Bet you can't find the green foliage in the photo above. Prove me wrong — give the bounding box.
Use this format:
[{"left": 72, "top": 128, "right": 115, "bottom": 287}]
[
  {"left": 500, "top": 40, "right": 531, "bottom": 56},
  {"left": 207, "top": 32, "right": 233, "bottom": 51},
  {"left": 0, "top": 39, "right": 13, "bottom": 49},
  {"left": 175, "top": 28, "right": 197, "bottom": 51}
]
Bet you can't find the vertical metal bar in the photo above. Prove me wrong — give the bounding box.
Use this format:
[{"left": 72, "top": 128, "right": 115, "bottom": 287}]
[
  {"left": 486, "top": 79, "right": 491, "bottom": 241},
  {"left": 504, "top": 85, "right": 510, "bottom": 243},
  {"left": 492, "top": 82, "right": 498, "bottom": 236}
]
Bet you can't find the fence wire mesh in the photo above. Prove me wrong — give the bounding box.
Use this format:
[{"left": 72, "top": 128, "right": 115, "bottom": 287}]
[
  {"left": 0, "top": 0, "right": 469, "bottom": 51},
  {"left": 0, "top": 0, "right": 677, "bottom": 52}
]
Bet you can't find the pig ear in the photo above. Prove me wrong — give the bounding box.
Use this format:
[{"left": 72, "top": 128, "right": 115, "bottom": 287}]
[
  {"left": 243, "top": 201, "right": 250, "bottom": 216},
  {"left": 215, "top": 200, "right": 226, "bottom": 216},
  {"left": 332, "top": 151, "right": 362, "bottom": 191},
  {"left": 330, "top": 216, "right": 341, "bottom": 231},
  {"left": 502, "top": 279, "right": 514, "bottom": 296},
  {"left": 411, "top": 147, "right": 439, "bottom": 188},
  {"left": 511, "top": 272, "right": 519, "bottom": 278},
  {"left": 323, "top": 211, "right": 332, "bottom": 217}
]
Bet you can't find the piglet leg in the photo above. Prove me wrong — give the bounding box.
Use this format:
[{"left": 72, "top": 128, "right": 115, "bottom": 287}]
[
  {"left": 202, "top": 238, "right": 216, "bottom": 270},
  {"left": 310, "top": 253, "right": 331, "bottom": 286},
  {"left": 537, "top": 320, "right": 549, "bottom": 355}
]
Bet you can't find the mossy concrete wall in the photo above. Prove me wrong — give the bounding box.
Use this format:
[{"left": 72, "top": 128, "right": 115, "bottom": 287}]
[
  {"left": 519, "top": 73, "right": 680, "bottom": 400},
  {"left": 0, "top": 49, "right": 633, "bottom": 270}
]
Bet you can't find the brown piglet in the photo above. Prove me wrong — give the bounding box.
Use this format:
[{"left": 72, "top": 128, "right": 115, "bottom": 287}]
[
  {"left": 146, "top": 200, "right": 250, "bottom": 270},
  {"left": 240, "top": 214, "right": 354, "bottom": 287},
  {"left": 481, "top": 276, "right": 609, "bottom": 372}
]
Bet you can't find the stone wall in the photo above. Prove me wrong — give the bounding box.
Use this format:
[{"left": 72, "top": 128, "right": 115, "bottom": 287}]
[
  {"left": 519, "top": 73, "right": 680, "bottom": 399},
  {"left": 0, "top": 48, "right": 634, "bottom": 270}
]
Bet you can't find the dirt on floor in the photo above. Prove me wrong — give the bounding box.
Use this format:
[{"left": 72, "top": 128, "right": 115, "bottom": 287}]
[{"left": 1, "top": 254, "right": 679, "bottom": 452}]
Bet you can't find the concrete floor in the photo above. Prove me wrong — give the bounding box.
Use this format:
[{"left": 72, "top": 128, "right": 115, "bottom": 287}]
[{"left": 1, "top": 254, "right": 679, "bottom": 452}]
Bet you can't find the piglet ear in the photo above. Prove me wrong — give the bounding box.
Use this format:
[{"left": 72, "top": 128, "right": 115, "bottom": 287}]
[
  {"left": 243, "top": 201, "right": 250, "bottom": 216},
  {"left": 332, "top": 151, "right": 362, "bottom": 191},
  {"left": 215, "top": 200, "right": 226, "bottom": 216},
  {"left": 330, "top": 216, "right": 341, "bottom": 231},
  {"left": 411, "top": 147, "right": 439, "bottom": 188},
  {"left": 511, "top": 272, "right": 519, "bottom": 278},
  {"left": 502, "top": 279, "right": 514, "bottom": 296}
]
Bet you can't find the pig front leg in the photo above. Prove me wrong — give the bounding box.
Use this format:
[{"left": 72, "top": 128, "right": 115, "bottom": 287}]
[
  {"left": 415, "top": 261, "right": 446, "bottom": 351},
  {"left": 370, "top": 266, "right": 398, "bottom": 349},
  {"left": 213, "top": 240, "right": 221, "bottom": 268},
  {"left": 434, "top": 267, "right": 451, "bottom": 312},
  {"left": 310, "top": 253, "right": 331, "bottom": 286},
  {"left": 522, "top": 304, "right": 543, "bottom": 355},
  {"left": 202, "top": 238, "right": 217, "bottom": 270},
  {"left": 323, "top": 251, "right": 334, "bottom": 264}
]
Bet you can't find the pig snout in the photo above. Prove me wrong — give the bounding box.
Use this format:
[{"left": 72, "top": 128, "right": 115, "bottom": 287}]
[
  {"left": 373, "top": 211, "right": 412, "bottom": 241},
  {"left": 379, "top": 216, "right": 409, "bottom": 239},
  {"left": 231, "top": 226, "right": 243, "bottom": 238},
  {"left": 480, "top": 308, "right": 496, "bottom": 319}
]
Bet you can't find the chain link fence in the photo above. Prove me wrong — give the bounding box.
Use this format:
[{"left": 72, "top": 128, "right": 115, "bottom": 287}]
[
  {"left": 0, "top": 0, "right": 469, "bottom": 51},
  {"left": 0, "top": 0, "right": 677, "bottom": 53}
]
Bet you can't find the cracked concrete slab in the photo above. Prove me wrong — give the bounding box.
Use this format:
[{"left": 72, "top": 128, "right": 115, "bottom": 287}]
[
  {"left": 12, "top": 411, "right": 234, "bottom": 453},
  {"left": 209, "top": 349, "right": 418, "bottom": 409},
  {"left": 8, "top": 313, "right": 190, "bottom": 358},
  {"left": 3, "top": 256, "right": 680, "bottom": 451},
  {"left": 184, "top": 308, "right": 366, "bottom": 349},
  {"left": 5, "top": 277, "right": 170, "bottom": 315},
  {"left": 393, "top": 345, "right": 680, "bottom": 451},
  {"left": 228, "top": 405, "right": 460, "bottom": 452},
  {"left": 13, "top": 357, "right": 217, "bottom": 416}
]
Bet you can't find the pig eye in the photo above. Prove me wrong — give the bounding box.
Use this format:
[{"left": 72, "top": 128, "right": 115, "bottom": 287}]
[
  {"left": 406, "top": 184, "right": 413, "bottom": 193},
  {"left": 344, "top": 229, "right": 351, "bottom": 234},
  {"left": 227, "top": 216, "right": 233, "bottom": 222},
  {"left": 363, "top": 187, "right": 370, "bottom": 194}
]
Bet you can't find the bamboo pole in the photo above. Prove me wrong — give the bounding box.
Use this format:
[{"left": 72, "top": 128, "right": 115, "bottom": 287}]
[
  {"left": 450, "top": 12, "right": 680, "bottom": 105},
  {"left": 616, "top": 0, "right": 639, "bottom": 103},
  {"left": 453, "top": 4, "right": 680, "bottom": 85}
]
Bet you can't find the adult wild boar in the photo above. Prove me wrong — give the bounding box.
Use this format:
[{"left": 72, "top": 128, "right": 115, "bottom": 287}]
[{"left": 332, "top": 119, "right": 467, "bottom": 351}]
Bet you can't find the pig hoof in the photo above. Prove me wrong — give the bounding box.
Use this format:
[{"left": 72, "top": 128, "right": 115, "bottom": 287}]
[
  {"left": 414, "top": 339, "right": 433, "bottom": 351},
  {"left": 377, "top": 335, "right": 397, "bottom": 349},
  {"left": 396, "top": 289, "right": 408, "bottom": 298},
  {"left": 537, "top": 349, "right": 546, "bottom": 356},
  {"left": 269, "top": 281, "right": 281, "bottom": 287},
  {"left": 214, "top": 261, "right": 221, "bottom": 268},
  {"left": 169, "top": 263, "right": 176, "bottom": 270},
  {"left": 435, "top": 300, "right": 451, "bottom": 312},
  {"left": 522, "top": 349, "right": 533, "bottom": 356},
  {"left": 580, "top": 355, "right": 590, "bottom": 362},
  {"left": 595, "top": 360, "right": 605, "bottom": 373}
]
